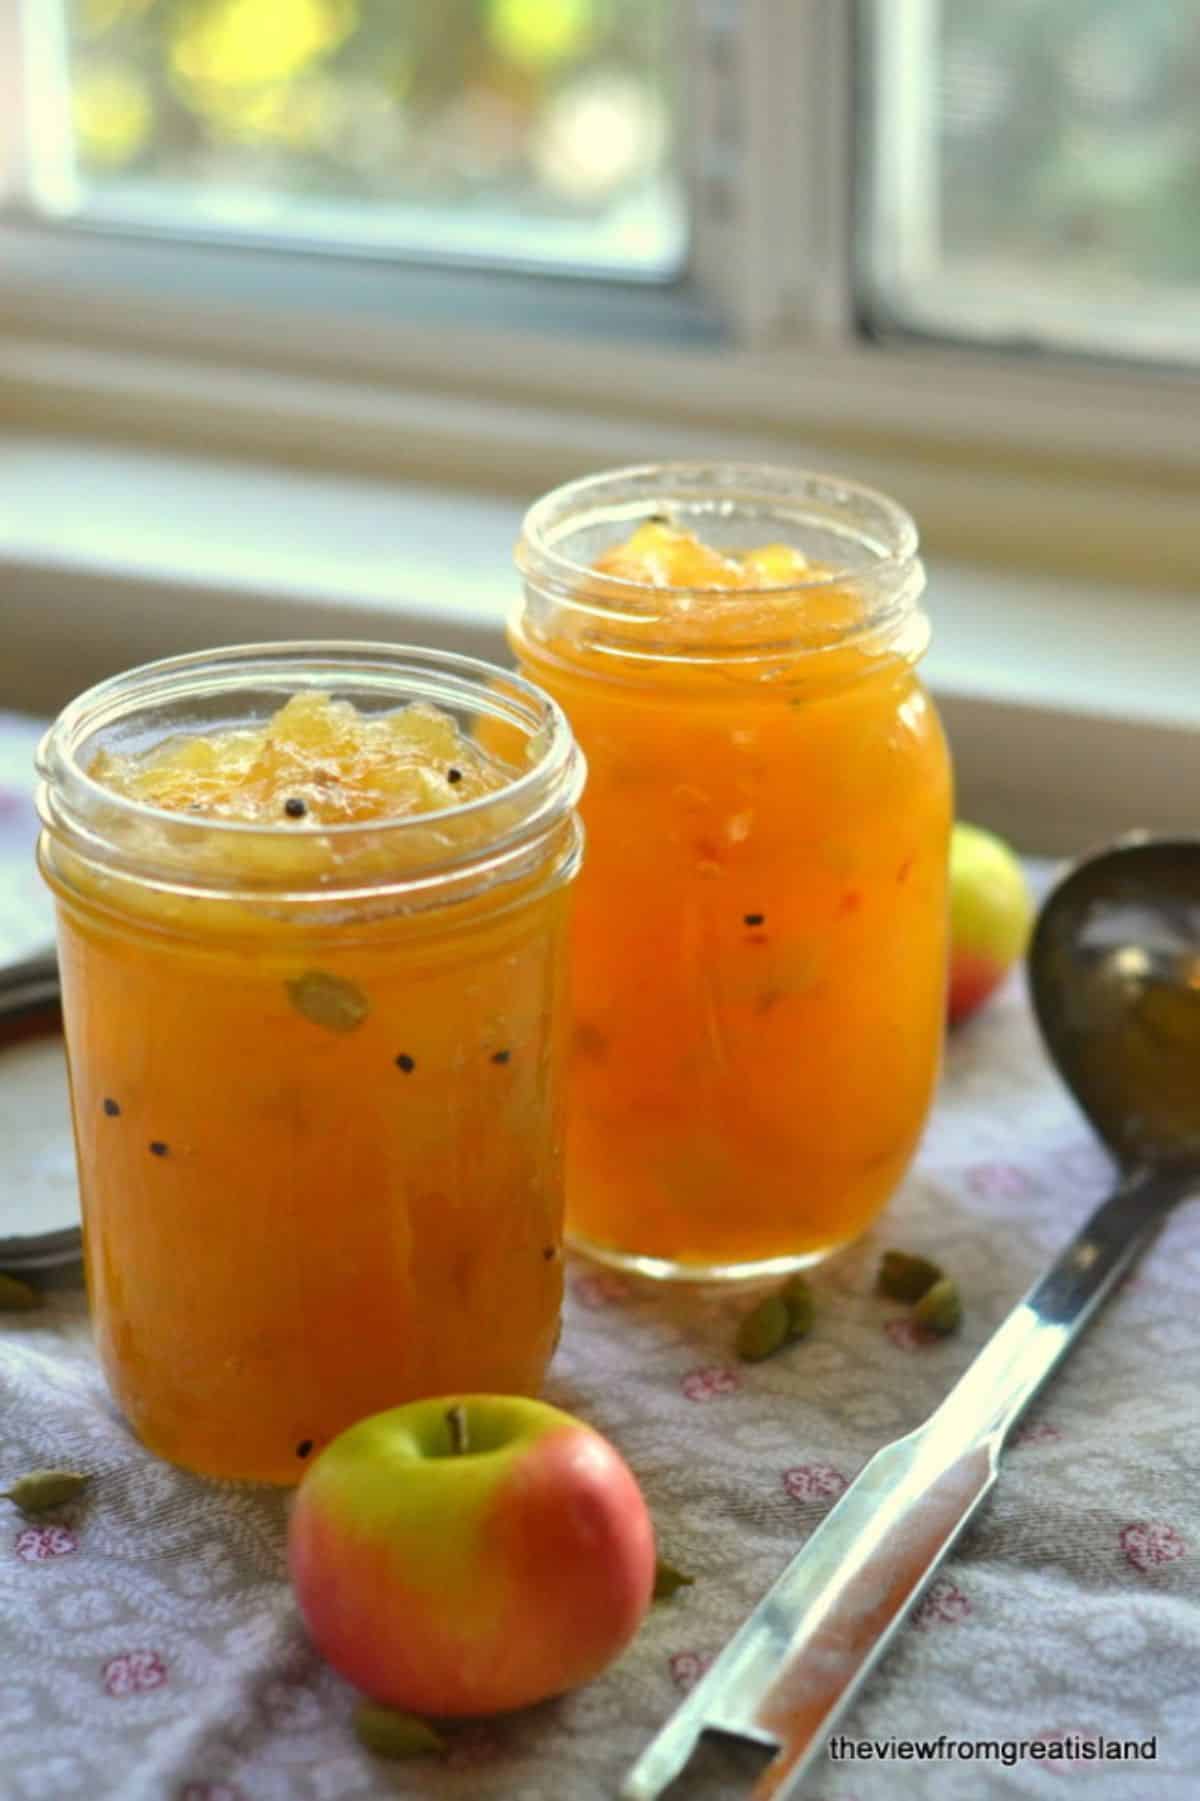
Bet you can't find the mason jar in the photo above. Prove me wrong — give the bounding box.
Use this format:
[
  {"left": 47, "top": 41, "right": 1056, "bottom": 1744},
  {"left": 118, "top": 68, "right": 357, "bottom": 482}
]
[
  {"left": 512, "top": 464, "right": 952, "bottom": 1281},
  {"left": 37, "top": 643, "right": 584, "bottom": 1481}
]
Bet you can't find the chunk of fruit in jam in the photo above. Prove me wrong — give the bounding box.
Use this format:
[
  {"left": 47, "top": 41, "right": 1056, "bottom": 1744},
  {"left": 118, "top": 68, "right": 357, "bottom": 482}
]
[
  {"left": 89, "top": 692, "right": 509, "bottom": 826},
  {"left": 592, "top": 522, "right": 814, "bottom": 591},
  {"left": 588, "top": 522, "right": 862, "bottom": 646}
]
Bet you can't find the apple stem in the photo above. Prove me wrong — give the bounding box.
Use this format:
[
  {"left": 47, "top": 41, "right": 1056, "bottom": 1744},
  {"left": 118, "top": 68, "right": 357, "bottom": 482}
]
[{"left": 445, "top": 1404, "right": 470, "bottom": 1456}]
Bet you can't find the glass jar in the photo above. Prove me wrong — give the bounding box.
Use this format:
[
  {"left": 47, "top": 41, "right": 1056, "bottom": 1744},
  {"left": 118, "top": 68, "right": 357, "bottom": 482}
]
[
  {"left": 512, "top": 464, "right": 952, "bottom": 1281},
  {"left": 36, "top": 643, "right": 584, "bottom": 1482}
]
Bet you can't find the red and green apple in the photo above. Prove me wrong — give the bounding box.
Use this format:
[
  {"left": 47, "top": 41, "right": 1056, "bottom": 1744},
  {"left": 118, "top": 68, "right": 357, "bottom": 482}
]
[
  {"left": 948, "top": 821, "right": 1034, "bottom": 1024},
  {"left": 288, "top": 1394, "right": 656, "bottom": 1717}
]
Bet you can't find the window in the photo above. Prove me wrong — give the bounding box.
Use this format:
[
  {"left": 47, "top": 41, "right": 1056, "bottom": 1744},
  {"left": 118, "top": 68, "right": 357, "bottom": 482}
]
[
  {"left": 6, "top": 1, "right": 1199, "bottom": 365},
  {"left": 1, "top": 1, "right": 1197, "bottom": 508},
  {"left": 15, "top": 0, "right": 685, "bottom": 276},
  {"left": 863, "top": 0, "right": 1200, "bottom": 364},
  {"left": 1, "top": 4, "right": 1197, "bottom": 848}
]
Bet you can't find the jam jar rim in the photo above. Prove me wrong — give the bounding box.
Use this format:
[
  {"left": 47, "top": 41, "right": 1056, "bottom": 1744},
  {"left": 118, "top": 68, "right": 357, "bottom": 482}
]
[
  {"left": 514, "top": 461, "right": 927, "bottom": 668},
  {"left": 36, "top": 640, "right": 585, "bottom": 903},
  {"left": 517, "top": 462, "right": 920, "bottom": 597}
]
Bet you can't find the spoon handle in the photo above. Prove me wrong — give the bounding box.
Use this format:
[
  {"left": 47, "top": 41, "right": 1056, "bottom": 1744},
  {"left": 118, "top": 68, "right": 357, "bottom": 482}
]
[
  {"left": 621, "top": 1165, "right": 1197, "bottom": 1801},
  {"left": 928, "top": 1163, "right": 1188, "bottom": 1444},
  {"left": 0, "top": 946, "right": 61, "bottom": 1044}
]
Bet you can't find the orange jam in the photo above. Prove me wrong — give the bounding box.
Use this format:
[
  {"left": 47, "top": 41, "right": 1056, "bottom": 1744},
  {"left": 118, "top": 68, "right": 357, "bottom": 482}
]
[
  {"left": 513, "top": 473, "right": 952, "bottom": 1279},
  {"left": 38, "top": 656, "right": 582, "bottom": 1480},
  {"left": 89, "top": 691, "right": 510, "bottom": 823}
]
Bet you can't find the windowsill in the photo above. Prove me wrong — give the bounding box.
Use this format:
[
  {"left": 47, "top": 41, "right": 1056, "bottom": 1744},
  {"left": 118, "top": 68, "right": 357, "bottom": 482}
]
[
  {"left": 2, "top": 434, "right": 1197, "bottom": 854},
  {"left": 4, "top": 223, "right": 1200, "bottom": 599}
]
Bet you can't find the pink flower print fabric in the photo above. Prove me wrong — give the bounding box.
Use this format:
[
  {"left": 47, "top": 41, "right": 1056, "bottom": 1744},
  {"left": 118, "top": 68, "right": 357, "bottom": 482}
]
[{"left": 0, "top": 811, "right": 1194, "bottom": 1800}]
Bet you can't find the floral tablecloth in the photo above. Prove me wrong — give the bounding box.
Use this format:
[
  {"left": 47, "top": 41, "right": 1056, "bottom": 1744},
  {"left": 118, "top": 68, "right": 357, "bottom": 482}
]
[{"left": 1, "top": 710, "right": 1197, "bottom": 1801}]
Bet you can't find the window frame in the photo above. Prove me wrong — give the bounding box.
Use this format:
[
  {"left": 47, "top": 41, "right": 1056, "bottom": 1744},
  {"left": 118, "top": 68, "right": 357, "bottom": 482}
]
[
  {"left": 857, "top": 0, "right": 1200, "bottom": 369},
  {"left": 0, "top": 0, "right": 1197, "bottom": 594}
]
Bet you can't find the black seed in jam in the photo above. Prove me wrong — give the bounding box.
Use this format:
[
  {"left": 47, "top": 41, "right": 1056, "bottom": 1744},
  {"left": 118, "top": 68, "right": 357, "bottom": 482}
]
[
  {"left": 744, "top": 913, "right": 765, "bottom": 927},
  {"left": 573, "top": 1021, "right": 608, "bottom": 1062},
  {"left": 103, "top": 1098, "right": 121, "bottom": 1117},
  {"left": 394, "top": 1053, "right": 416, "bottom": 1074},
  {"left": 296, "top": 1439, "right": 314, "bottom": 1459},
  {"left": 543, "top": 1245, "right": 558, "bottom": 1261},
  {"left": 447, "top": 767, "right": 463, "bottom": 785},
  {"left": 491, "top": 1049, "right": 511, "bottom": 1065},
  {"left": 148, "top": 1141, "right": 169, "bottom": 1157},
  {"left": 283, "top": 796, "right": 307, "bottom": 819}
]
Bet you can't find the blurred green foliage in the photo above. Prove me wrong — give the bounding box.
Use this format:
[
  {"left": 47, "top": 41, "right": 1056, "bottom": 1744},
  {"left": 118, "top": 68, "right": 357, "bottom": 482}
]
[
  {"left": 940, "top": 0, "right": 1200, "bottom": 284},
  {"left": 61, "top": 0, "right": 1200, "bottom": 292},
  {"left": 66, "top": 0, "right": 673, "bottom": 220}
]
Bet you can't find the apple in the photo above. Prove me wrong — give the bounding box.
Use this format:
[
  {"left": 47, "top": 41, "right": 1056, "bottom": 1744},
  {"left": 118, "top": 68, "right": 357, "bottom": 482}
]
[
  {"left": 288, "top": 1394, "right": 656, "bottom": 1717},
  {"left": 948, "top": 821, "right": 1034, "bottom": 1024}
]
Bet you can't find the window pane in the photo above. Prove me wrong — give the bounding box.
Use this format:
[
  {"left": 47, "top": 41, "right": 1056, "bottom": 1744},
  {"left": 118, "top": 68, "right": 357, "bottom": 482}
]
[
  {"left": 861, "top": 0, "right": 1200, "bottom": 363},
  {"left": 29, "top": 0, "right": 685, "bottom": 276}
]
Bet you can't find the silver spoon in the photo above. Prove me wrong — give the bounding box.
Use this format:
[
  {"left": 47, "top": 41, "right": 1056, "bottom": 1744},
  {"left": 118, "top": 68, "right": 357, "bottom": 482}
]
[{"left": 623, "top": 836, "right": 1200, "bottom": 1801}]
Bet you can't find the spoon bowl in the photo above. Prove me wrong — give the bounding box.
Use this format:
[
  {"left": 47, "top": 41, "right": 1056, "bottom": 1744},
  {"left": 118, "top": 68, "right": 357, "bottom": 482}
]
[{"left": 1029, "top": 835, "right": 1200, "bottom": 1169}]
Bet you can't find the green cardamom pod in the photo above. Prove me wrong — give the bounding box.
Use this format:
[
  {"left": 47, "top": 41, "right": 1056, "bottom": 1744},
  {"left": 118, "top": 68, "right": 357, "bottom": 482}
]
[
  {"left": 779, "top": 1274, "right": 815, "bottom": 1339},
  {"left": 2, "top": 1469, "right": 90, "bottom": 1513},
  {"left": 286, "top": 970, "right": 369, "bottom": 1034},
  {"left": 653, "top": 1559, "right": 695, "bottom": 1601},
  {"left": 877, "top": 1250, "right": 944, "bottom": 1304},
  {"left": 0, "top": 1272, "right": 43, "bottom": 1312},
  {"left": 735, "top": 1292, "right": 792, "bottom": 1362},
  {"left": 353, "top": 1701, "right": 446, "bottom": 1760},
  {"left": 913, "top": 1277, "right": 962, "bottom": 1335}
]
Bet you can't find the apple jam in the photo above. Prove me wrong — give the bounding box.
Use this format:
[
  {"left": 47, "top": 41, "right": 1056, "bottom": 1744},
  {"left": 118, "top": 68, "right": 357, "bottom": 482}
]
[
  {"left": 37, "top": 650, "right": 583, "bottom": 1481},
  {"left": 513, "top": 467, "right": 953, "bottom": 1279}
]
